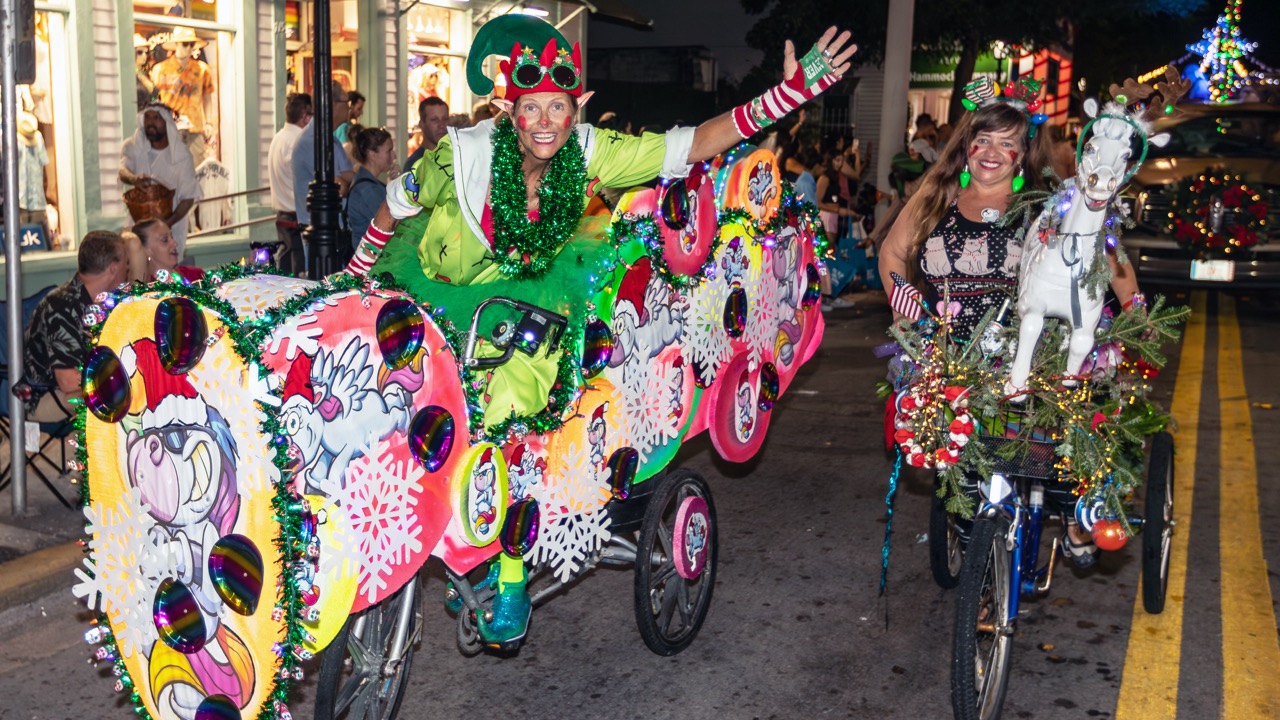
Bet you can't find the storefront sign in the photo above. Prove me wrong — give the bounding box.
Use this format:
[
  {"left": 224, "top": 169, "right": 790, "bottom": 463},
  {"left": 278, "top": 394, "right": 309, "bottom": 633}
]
[{"left": 910, "top": 52, "right": 1001, "bottom": 89}]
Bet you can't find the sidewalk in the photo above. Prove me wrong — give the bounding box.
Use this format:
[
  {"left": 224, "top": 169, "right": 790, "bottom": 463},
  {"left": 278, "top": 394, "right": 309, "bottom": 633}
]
[{"left": 0, "top": 466, "right": 85, "bottom": 614}]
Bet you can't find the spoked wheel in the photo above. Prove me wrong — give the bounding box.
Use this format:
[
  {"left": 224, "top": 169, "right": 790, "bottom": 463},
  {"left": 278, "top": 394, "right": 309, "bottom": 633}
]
[
  {"left": 952, "top": 516, "right": 1014, "bottom": 720},
  {"left": 315, "top": 580, "right": 422, "bottom": 720},
  {"left": 1142, "top": 431, "right": 1175, "bottom": 614},
  {"left": 634, "top": 468, "right": 718, "bottom": 656},
  {"left": 930, "top": 491, "right": 964, "bottom": 589}
]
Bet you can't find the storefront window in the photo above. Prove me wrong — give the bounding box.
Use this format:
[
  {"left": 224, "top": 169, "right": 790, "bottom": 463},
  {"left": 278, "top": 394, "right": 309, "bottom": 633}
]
[
  {"left": 286, "top": 0, "right": 360, "bottom": 95},
  {"left": 133, "top": 22, "right": 221, "bottom": 166},
  {"left": 405, "top": 4, "right": 466, "bottom": 154},
  {"left": 10, "top": 11, "right": 70, "bottom": 252}
]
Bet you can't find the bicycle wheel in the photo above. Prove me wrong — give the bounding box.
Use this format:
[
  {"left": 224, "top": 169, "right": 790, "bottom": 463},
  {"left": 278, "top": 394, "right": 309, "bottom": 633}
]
[
  {"left": 951, "top": 516, "right": 1014, "bottom": 720},
  {"left": 1142, "top": 431, "right": 1174, "bottom": 615},
  {"left": 930, "top": 491, "right": 963, "bottom": 589},
  {"left": 634, "top": 468, "right": 718, "bottom": 656},
  {"left": 315, "top": 580, "right": 421, "bottom": 720}
]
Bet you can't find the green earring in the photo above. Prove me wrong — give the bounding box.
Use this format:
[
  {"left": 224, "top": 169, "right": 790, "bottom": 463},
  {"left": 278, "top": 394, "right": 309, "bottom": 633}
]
[
  {"left": 959, "top": 163, "right": 971, "bottom": 189},
  {"left": 1011, "top": 167, "right": 1025, "bottom": 193}
]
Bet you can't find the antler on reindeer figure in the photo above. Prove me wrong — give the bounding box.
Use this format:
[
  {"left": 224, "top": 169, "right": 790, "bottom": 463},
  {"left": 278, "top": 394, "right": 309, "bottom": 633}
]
[{"left": 1003, "top": 72, "right": 1189, "bottom": 399}]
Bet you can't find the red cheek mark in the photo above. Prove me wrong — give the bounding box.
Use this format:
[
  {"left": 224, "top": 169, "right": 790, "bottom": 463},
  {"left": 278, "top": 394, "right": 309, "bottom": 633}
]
[
  {"left": 562, "top": 116, "right": 573, "bottom": 129},
  {"left": 968, "top": 146, "right": 979, "bottom": 157},
  {"left": 516, "top": 116, "right": 529, "bottom": 130},
  {"left": 1009, "top": 151, "right": 1019, "bottom": 163}
]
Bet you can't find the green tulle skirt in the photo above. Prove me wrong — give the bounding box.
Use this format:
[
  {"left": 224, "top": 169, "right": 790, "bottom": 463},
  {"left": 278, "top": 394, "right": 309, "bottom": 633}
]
[{"left": 372, "top": 214, "right": 620, "bottom": 429}]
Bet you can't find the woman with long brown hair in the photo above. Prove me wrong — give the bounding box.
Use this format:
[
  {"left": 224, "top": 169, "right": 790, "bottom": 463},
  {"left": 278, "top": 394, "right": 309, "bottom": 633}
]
[{"left": 878, "top": 102, "right": 1056, "bottom": 337}]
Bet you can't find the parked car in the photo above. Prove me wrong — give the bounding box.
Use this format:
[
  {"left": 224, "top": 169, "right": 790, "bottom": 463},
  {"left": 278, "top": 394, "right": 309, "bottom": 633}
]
[{"left": 1119, "top": 103, "right": 1280, "bottom": 287}]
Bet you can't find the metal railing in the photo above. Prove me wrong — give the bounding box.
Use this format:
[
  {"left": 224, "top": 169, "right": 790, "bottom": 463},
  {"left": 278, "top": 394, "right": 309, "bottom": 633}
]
[{"left": 188, "top": 186, "right": 275, "bottom": 239}]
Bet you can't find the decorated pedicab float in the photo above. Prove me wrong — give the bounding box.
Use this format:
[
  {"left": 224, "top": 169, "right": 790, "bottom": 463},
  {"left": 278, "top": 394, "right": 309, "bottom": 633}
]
[{"left": 72, "top": 147, "right": 827, "bottom": 720}]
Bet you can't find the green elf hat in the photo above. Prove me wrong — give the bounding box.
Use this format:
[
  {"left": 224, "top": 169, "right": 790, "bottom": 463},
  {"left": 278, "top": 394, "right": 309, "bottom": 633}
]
[{"left": 466, "top": 14, "right": 574, "bottom": 99}]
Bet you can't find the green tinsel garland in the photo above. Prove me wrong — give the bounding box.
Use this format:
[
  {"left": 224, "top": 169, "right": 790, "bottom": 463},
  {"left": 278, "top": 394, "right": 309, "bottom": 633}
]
[
  {"left": 609, "top": 213, "right": 724, "bottom": 290},
  {"left": 490, "top": 117, "right": 588, "bottom": 280}
]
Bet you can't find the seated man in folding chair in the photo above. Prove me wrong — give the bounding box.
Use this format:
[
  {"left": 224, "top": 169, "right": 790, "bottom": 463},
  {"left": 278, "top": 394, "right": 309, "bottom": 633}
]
[{"left": 22, "top": 230, "right": 129, "bottom": 422}]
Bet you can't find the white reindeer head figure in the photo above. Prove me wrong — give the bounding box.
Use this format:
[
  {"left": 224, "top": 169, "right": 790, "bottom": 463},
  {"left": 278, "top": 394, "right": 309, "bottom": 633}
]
[{"left": 1077, "top": 98, "right": 1171, "bottom": 211}]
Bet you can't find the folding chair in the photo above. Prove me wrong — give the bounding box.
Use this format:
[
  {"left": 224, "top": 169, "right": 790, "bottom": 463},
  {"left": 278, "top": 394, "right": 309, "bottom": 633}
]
[{"left": 0, "top": 285, "right": 76, "bottom": 509}]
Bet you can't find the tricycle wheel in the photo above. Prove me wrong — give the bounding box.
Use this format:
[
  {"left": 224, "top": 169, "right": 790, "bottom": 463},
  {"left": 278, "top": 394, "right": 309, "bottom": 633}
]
[
  {"left": 633, "top": 468, "right": 717, "bottom": 656},
  {"left": 1142, "top": 431, "right": 1175, "bottom": 615},
  {"left": 315, "top": 580, "right": 421, "bottom": 720},
  {"left": 951, "top": 516, "right": 1014, "bottom": 720},
  {"left": 930, "top": 491, "right": 963, "bottom": 589}
]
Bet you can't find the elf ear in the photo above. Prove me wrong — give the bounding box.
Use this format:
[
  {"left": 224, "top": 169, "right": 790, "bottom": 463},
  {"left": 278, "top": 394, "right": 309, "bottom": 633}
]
[
  {"left": 491, "top": 97, "right": 514, "bottom": 117},
  {"left": 575, "top": 90, "right": 595, "bottom": 114}
]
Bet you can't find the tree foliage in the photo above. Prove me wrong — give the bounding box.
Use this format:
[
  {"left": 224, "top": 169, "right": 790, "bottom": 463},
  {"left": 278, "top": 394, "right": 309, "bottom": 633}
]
[
  {"left": 737, "top": 0, "right": 1259, "bottom": 124},
  {"left": 733, "top": 0, "right": 888, "bottom": 105}
]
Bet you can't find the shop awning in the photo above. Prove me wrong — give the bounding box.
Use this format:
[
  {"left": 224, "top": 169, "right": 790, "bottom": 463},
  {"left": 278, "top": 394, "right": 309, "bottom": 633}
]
[{"left": 571, "top": 0, "right": 653, "bottom": 28}]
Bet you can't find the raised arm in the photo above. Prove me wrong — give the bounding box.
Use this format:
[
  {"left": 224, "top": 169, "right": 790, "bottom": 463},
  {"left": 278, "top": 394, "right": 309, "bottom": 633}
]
[{"left": 687, "top": 27, "right": 856, "bottom": 164}]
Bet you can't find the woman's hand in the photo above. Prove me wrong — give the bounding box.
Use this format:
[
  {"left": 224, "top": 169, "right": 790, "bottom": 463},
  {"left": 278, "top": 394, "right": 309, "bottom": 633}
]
[{"left": 782, "top": 27, "right": 857, "bottom": 87}]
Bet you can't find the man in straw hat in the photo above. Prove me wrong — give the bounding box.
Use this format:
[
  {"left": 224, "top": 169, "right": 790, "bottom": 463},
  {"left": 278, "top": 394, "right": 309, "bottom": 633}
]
[
  {"left": 347, "top": 14, "right": 856, "bottom": 649},
  {"left": 133, "top": 33, "right": 155, "bottom": 111},
  {"left": 150, "top": 27, "right": 215, "bottom": 162}
]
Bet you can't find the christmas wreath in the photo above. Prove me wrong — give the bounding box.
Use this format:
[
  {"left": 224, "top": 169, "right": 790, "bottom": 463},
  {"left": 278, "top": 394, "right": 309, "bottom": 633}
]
[{"left": 1167, "top": 170, "right": 1269, "bottom": 255}]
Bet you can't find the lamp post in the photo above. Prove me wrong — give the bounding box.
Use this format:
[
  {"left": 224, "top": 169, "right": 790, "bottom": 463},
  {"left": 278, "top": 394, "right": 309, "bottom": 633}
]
[
  {"left": 303, "top": 0, "right": 342, "bottom": 278},
  {"left": 993, "top": 40, "right": 1008, "bottom": 84}
]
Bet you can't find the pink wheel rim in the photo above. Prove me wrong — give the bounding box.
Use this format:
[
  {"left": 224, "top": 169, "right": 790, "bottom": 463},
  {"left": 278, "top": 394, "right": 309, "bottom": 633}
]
[
  {"left": 658, "top": 171, "right": 718, "bottom": 276},
  {"left": 673, "top": 495, "right": 711, "bottom": 579},
  {"left": 708, "top": 353, "right": 770, "bottom": 462}
]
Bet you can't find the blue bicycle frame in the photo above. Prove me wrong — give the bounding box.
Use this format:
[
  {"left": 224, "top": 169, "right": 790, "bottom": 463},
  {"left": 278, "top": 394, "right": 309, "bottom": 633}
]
[{"left": 975, "top": 474, "right": 1053, "bottom": 620}]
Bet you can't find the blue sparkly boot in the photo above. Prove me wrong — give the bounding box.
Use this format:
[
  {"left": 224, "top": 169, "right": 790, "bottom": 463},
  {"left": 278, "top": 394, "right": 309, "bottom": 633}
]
[{"left": 476, "top": 554, "right": 530, "bottom": 650}]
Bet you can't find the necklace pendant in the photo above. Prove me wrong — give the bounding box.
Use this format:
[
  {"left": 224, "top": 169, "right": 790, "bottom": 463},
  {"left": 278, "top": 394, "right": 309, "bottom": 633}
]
[{"left": 981, "top": 207, "right": 1001, "bottom": 223}]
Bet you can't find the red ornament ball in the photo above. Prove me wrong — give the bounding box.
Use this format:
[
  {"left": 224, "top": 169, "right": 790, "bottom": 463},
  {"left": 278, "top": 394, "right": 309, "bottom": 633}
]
[{"left": 1091, "top": 518, "right": 1128, "bottom": 551}]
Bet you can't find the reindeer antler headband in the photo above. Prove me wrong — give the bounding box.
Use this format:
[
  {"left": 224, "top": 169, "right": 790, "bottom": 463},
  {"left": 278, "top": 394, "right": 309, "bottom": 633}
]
[
  {"left": 959, "top": 77, "right": 1048, "bottom": 137},
  {"left": 1075, "top": 68, "right": 1192, "bottom": 184}
]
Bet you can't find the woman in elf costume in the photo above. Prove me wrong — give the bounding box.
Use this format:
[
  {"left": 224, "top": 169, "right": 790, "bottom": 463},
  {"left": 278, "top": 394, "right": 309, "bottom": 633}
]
[{"left": 346, "top": 15, "right": 855, "bottom": 647}]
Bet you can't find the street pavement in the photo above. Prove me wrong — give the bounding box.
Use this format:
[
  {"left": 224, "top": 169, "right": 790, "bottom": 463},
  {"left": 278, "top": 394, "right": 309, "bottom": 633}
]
[{"left": 1, "top": 288, "right": 1277, "bottom": 720}]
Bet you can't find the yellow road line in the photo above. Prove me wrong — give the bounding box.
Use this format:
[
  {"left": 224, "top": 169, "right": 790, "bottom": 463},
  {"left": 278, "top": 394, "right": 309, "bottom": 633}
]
[
  {"left": 1218, "top": 294, "right": 1280, "bottom": 719},
  {"left": 1115, "top": 291, "right": 1206, "bottom": 720}
]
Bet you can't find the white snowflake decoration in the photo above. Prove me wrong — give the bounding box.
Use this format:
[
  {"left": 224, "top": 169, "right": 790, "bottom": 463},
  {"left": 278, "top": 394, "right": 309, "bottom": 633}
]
[
  {"left": 215, "top": 275, "right": 318, "bottom": 318},
  {"left": 683, "top": 278, "right": 733, "bottom": 381},
  {"left": 743, "top": 268, "right": 780, "bottom": 368},
  {"left": 532, "top": 441, "right": 613, "bottom": 583},
  {"left": 620, "top": 356, "right": 683, "bottom": 463},
  {"left": 338, "top": 440, "right": 426, "bottom": 603},
  {"left": 72, "top": 487, "right": 170, "bottom": 659},
  {"left": 266, "top": 311, "right": 324, "bottom": 362}
]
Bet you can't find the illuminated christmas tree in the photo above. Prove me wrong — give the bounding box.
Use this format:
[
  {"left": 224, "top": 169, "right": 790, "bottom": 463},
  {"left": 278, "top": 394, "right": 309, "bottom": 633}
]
[{"left": 1186, "top": 0, "right": 1276, "bottom": 102}]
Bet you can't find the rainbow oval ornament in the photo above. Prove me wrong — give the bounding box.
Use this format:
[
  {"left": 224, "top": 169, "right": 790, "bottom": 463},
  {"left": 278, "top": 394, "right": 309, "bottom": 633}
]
[
  {"left": 194, "top": 694, "right": 241, "bottom": 720},
  {"left": 83, "top": 346, "right": 131, "bottom": 423},
  {"left": 802, "top": 264, "right": 822, "bottom": 310},
  {"left": 376, "top": 298, "right": 425, "bottom": 370},
  {"left": 659, "top": 178, "right": 691, "bottom": 230},
  {"left": 207, "top": 534, "right": 264, "bottom": 616},
  {"left": 723, "top": 286, "right": 748, "bottom": 339},
  {"left": 409, "top": 406, "right": 454, "bottom": 472},
  {"left": 153, "top": 577, "right": 207, "bottom": 653},
  {"left": 758, "top": 362, "right": 780, "bottom": 412},
  {"left": 154, "top": 297, "right": 208, "bottom": 374},
  {"left": 606, "top": 447, "right": 639, "bottom": 500},
  {"left": 499, "top": 497, "right": 540, "bottom": 557},
  {"left": 581, "top": 318, "right": 614, "bottom": 378}
]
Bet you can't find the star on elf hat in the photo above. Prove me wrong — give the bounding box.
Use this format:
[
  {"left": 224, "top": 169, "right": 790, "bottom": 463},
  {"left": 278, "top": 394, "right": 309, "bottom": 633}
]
[{"left": 466, "top": 14, "right": 583, "bottom": 101}]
